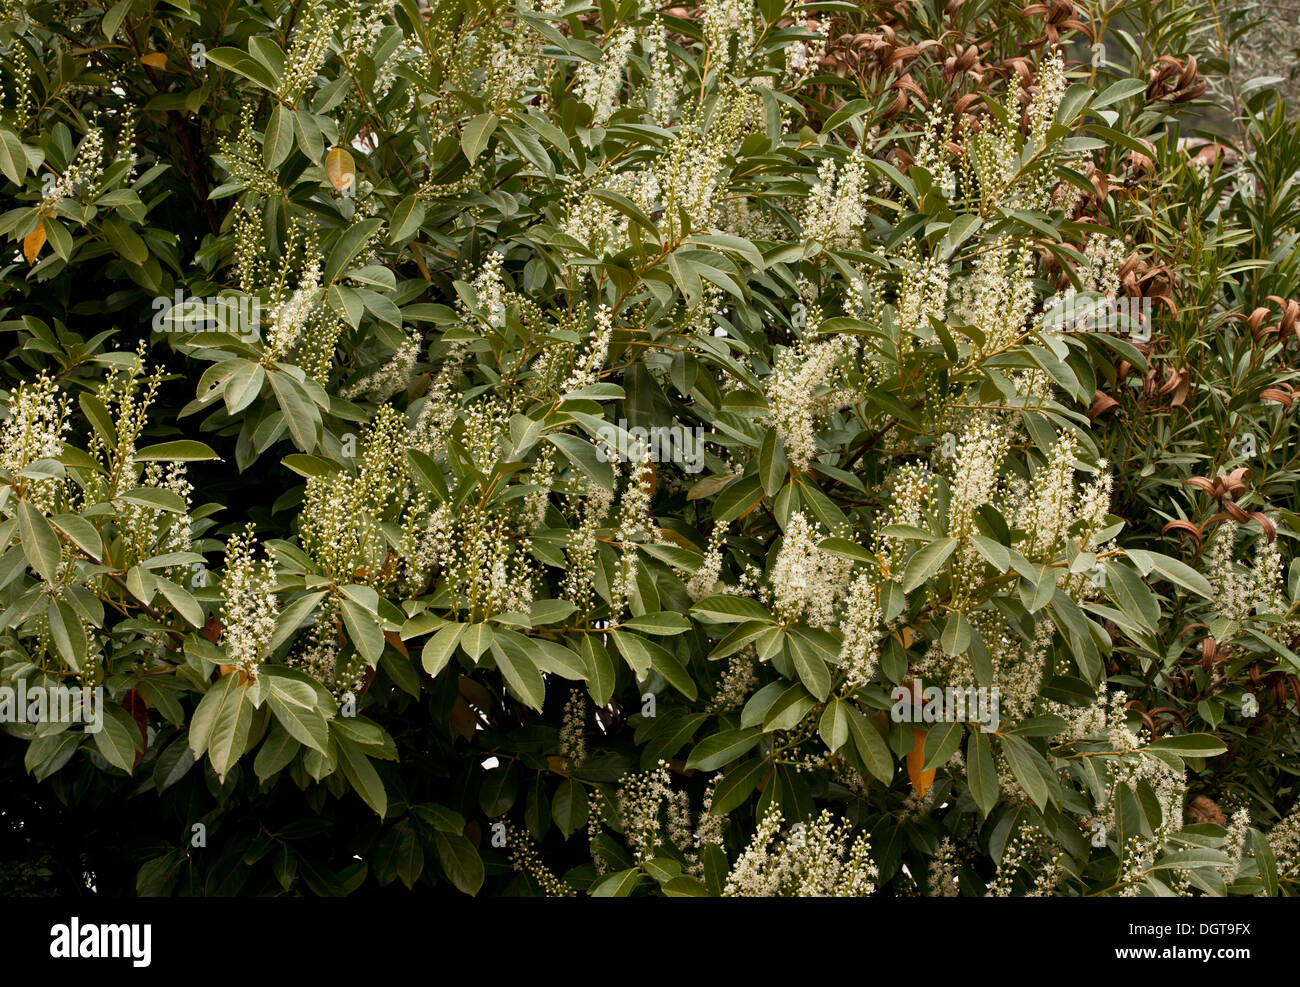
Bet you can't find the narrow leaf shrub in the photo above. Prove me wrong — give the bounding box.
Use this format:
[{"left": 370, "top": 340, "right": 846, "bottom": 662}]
[{"left": 1, "top": 0, "right": 1298, "bottom": 897}]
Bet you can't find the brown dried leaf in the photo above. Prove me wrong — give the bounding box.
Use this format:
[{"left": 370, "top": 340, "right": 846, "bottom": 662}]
[
  {"left": 1162, "top": 519, "right": 1203, "bottom": 549},
  {"left": 1250, "top": 511, "right": 1277, "bottom": 543},
  {"left": 1088, "top": 390, "right": 1119, "bottom": 419}
]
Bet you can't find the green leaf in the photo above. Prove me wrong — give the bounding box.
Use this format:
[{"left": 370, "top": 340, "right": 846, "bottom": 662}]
[
  {"left": 758, "top": 429, "right": 787, "bottom": 497},
  {"left": 433, "top": 832, "right": 484, "bottom": 895},
  {"left": 489, "top": 634, "right": 546, "bottom": 710},
  {"left": 818, "top": 699, "right": 850, "bottom": 752},
  {"left": 938, "top": 214, "right": 982, "bottom": 259},
  {"left": 264, "top": 102, "right": 294, "bottom": 169},
  {"left": 268, "top": 592, "right": 327, "bottom": 653},
  {"left": 1000, "top": 733, "right": 1050, "bottom": 810},
  {"left": 189, "top": 673, "right": 252, "bottom": 782},
  {"left": 1143, "top": 734, "right": 1228, "bottom": 757},
  {"left": 609, "top": 629, "right": 651, "bottom": 677},
  {"left": 1128, "top": 549, "right": 1214, "bottom": 600},
  {"left": 552, "top": 779, "right": 589, "bottom": 838},
  {"left": 816, "top": 537, "right": 873, "bottom": 563},
  {"left": 1093, "top": 78, "right": 1148, "bottom": 109},
  {"left": 712, "top": 475, "right": 764, "bottom": 523},
  {"left": 156, "top": 578, "right": 204, "bottom": 628},
  {"left": 392, "top": 822, "right": 425, "bottom": 889},
  {"left": 323, "top": 218, "right": 384, "bottom": 285},
  {"left": 709, "top": 620, "right": 774, "bottom": 661},
  {"left": 621, "top": 612, "right": 691, "bottom": 635},
  {"left": 338, "top": 582, "right": 377, "bottom": 613},
  {"left": 690, "top": 595, "right": 774, "bottom": 624},
  {"left": 1086, "top": 122, "right": 1163, "bottom": 161},
  {"left": 686, "top": 728, "right": 762, "bottom": 771},
  {"left": 267, "top": 371, "right": 321, "bottom": 452},
  {"left": 460, "top": 622, "right": 494, "bottom": 661},
  {"left": 413, "top": 803, "right": 467, "bottom": 834},
  {"left": 422, "top": 622, "right": 465, "bottom": 677},
  {"left": 1242, "top": 627, "right": 1300, "bottom": 674},
  {"left": 17, "top": 500, "right": 61, "bottom": 583},
  {"left": 1102, "top": 561, "right": 1160, "bottom": 635},
  {"left": 1150, "top": 848, "right": 1231, "bottom": 871},
  {"left": 101, "top": 217, "right": 148, "bottom": 265},
  {"left": 102, "top": 0, "right": 132, "bottom": 40},
  {"left": 293, "top": 108, "right": 324, "bottom": 161},
  {"left": 819, "top": 97, "right": 872, "bottom": 133},
  {"left": 203, "top": 47, "right": 280, "bottom": 91},
  {"left": 120, "top": 487, "right": 188, "bottom": 513},
  {"left": 940, "top": 611, "right": 971, "bottom": 656},
  {"left": 711, "top": 757, "right": 769, "bottom": 813},
  {"left": 922, "top": 719, "right": 964, "bottom": 771},
  {"left": 461, "top": 113, "right": 498, "bottom": 164},
  {"left": 0, "top": 127, "right": 26, "bottom": 186},
  {"left": 689, "top": 233, "right": 765, "bottom": 270},
  {"left": 224, "top": 361, "right": 266, "bottom": 415},
  {"left": 590, "top": 868, "right": 641, "bottom": 897},
  {"left": 639, "top": 712, "right": 708, "bottom": 770},
  {"left": 1005, "top": 208, "right": 1062, "bottom": 242},
  {"left": 27, "top": 731, "right": 81, "bottom": 782},
  {"left": 787, "top": 634, "right": 831, "bottom": 701},
  {"left": 763, "top": 683, "right": 815, "bottom": 731},
  {"left": 134, "top": 440, "right": 220, "bottom": 462},
  {"left": 267, "top": 692, "right": 329, "bottom": 754},
  {"left": 581, "top": 635, "right": 615, "bottom": 706},
  {"left": 47, "top": 598, "right": 87, "bottom": 671},
  {"left": 340, "top": 598, "right": 385, "bottom": 666},
  {"left": 591, "top": 188, "right": 659, "bottom": 240},
  {"left": 846, "top": 706, "right": 893, "bottom": 785},
  {"left": 336, "top": 736, "right": 387, "bottom": 818},
  {"left": 79, "top": 393, "right": 116, "bottom": 449},
  {"left": 650, "top": 645, "right": 697, "bottom": 700},
  {"left": 1054, "top": 82, "right": 1092, "bottom": 125},
  {"left": 544, "top": 432, "right": 613, "bottom": 489},
  {"left": 900, "top": 536, "right": 957, "bottom": 593},
  {"left": 479, "top": 763, "right": 516, "bottom": 816},
  {"left": 406, "top": 447, "right": 449, "bottom": 500},
  {"left": 667, "top": 253, "right": 702, "bottom": 306},
  {"left": 390, "top": 195, "right": 427, "bottom": 243},
  {"left": 967, "top": 730, "right": 998, "bottom": 817},
  {"left": 1251, "top": 828, "right": 1278, "bottom": 897},
  {"left": 93, "top": 706, "right": 141, "bottom": 773},
  {"left": 49, "top": 514, "right": 103, "bottom": 560},
  {"left": 663, "top": 876, "right": 710, "bottom": 897}
]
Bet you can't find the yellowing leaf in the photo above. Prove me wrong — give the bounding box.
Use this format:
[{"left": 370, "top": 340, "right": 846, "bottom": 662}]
[
  {"left": 326, "top": 146, "right": 355, "bottom": 192},
  {"left": 219, "top": 663, "right": 255, "bottom": 687},
  {"left": 23, "top": 220, "right": 46, "bottom": 263},
  {"left": 907, "top": 727, "right": 936, "bottom": 797},
  {"left": 140, "top": 52, "right": 168, "bottom": 69}
]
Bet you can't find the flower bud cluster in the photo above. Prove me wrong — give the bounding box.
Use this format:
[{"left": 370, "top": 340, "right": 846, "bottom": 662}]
[
  {"left": 576, "top": 27, "right": 635, "bottom": 126},
  {"left": 221, "top": 525, "right": 278, "bottom": 680},
  {"left": 723, "top": 806, "right": 877, "bottom": 897}
]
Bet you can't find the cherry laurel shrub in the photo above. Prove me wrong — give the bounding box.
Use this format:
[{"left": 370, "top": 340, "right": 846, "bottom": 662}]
[{"left": 0, "top": 0, "right": 1298, "bottom": 896}]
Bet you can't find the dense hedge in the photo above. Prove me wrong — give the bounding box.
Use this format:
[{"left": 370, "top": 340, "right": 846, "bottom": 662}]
[{"left": 2, "top": 0, "right": 1300, "bottom": 896}]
